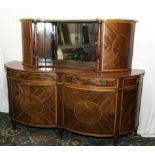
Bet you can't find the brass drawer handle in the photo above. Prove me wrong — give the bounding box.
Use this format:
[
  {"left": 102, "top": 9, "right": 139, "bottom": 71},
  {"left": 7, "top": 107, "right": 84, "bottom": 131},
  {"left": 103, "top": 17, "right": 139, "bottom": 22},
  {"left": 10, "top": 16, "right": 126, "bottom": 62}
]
[
  {"left": 121, "top": 107, "right": 128, "bottom": 112},
  {"left": 71, "top": 77, "right": 78, "bottom": 83},
  {"left": 40, "top": 75, "right": 46, "bottom": 80},
  {"left": 100, "top": 79, "right": 107, "bottom": 86},
  {"left": 121, "top": 107, "right": 125, "bottom": 112}
]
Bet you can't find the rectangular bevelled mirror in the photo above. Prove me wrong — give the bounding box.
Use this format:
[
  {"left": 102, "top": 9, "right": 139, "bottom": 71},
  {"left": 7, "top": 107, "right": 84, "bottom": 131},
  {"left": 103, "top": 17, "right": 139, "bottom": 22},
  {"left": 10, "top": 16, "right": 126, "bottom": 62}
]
[{"left": 57, "top": 23, "right": 98, "bottom": 62}]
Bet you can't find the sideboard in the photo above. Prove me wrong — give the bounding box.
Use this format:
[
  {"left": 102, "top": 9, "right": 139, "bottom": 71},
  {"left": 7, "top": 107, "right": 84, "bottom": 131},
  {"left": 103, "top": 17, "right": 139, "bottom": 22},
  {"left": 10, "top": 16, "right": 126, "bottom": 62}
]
[{"left": 5, "top": 19, "right": 145, "bottom": 145}]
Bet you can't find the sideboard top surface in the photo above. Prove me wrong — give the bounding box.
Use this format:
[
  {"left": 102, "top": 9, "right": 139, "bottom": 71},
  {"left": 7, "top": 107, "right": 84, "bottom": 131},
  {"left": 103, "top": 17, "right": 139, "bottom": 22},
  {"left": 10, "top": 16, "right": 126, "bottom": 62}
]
[
  {"left": 20, "top": 18, "right": 137, "bottom": 23},
  {"left": 5, "top": 61, "right": 145, "bottom": 78}
]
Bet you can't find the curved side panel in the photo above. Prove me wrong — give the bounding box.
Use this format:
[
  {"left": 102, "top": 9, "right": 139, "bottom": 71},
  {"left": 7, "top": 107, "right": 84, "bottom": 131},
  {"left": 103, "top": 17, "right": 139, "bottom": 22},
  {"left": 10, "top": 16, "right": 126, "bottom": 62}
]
[{"left": 99, "top": 21, "right": 136, "bottom": 71}]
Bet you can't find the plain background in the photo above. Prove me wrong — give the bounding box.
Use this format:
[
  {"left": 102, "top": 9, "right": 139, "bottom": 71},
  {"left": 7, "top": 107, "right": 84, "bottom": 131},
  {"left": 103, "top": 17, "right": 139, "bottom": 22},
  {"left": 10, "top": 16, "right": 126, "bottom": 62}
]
[
  {"left": 1, "top": 0, "right": 155, "bottom": 154},
  {"left": 0, "top": 1, "right": 155, "bottom": 152}
]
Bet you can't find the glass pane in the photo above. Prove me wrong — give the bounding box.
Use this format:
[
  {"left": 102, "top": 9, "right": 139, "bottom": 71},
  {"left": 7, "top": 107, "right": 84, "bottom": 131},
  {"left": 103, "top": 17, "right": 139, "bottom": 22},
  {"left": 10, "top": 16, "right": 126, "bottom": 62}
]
[
  {"left": 36, "top": 22, "right": 57, "bottom": 66},
  {"left": 57, "top": 23, "right": 98, "bottom": 62}
]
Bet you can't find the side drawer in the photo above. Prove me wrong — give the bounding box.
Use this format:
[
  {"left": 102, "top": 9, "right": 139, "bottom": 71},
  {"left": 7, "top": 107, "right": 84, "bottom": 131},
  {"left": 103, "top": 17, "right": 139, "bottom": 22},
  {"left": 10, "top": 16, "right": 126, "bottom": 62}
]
[
  {"left": 123, "top": 76, "right": 141, "bottom": 87},
  {"left": 63, "top": 75, "right": 118, "bottom": 88},
  {"left": 7, "top": 69, "right": 56, "bottom": 81}
]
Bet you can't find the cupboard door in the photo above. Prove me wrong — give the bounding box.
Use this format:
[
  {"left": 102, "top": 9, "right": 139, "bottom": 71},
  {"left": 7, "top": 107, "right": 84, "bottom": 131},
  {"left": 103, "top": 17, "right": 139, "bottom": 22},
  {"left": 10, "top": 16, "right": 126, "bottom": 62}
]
[
  {"left": 63, "top": 85, "right": 117, "bottom": 136},
  {"left": 120, "top": 87, "right": 139, "bottom": 134},
  {"left": 8, "top": 79, "right": 57, "bottom": 127}
]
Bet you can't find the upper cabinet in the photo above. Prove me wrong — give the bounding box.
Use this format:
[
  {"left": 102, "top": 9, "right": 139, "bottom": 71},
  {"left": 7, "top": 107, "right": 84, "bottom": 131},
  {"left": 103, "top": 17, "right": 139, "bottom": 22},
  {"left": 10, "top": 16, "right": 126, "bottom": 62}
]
[{"left": 21, "top": 19, "right": 137, "bottom": 72}]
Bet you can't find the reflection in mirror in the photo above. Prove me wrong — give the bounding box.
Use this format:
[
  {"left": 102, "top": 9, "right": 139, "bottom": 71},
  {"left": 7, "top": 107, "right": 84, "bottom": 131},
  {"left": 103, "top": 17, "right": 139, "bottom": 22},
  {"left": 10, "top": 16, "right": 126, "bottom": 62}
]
[{"left": 57, "top": 23, "right": 98, "bottom": 62}]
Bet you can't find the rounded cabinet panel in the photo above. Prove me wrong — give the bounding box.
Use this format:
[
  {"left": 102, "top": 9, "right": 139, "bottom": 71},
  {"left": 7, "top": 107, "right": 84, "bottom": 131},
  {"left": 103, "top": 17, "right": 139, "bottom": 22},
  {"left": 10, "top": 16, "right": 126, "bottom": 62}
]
[
  {"left": 98, "top": 20, "right": 136, "bottom": 72},
  {"left": 63, "top": 84, "right": 117, "bottom": 136},
  {"left": 7, "top": 69, "right": 57, "bottom": 127}
]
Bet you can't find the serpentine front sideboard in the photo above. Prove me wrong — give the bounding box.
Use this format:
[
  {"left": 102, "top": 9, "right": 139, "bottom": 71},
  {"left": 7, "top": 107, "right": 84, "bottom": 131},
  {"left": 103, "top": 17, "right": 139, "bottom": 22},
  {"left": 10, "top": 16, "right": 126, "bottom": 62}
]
[{"left": 5, "top": 18, "right": 145, "bottom": 145}]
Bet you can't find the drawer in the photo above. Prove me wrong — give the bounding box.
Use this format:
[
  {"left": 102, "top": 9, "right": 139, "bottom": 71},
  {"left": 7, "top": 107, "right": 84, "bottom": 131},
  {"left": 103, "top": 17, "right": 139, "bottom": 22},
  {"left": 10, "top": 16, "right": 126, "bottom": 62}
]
[
  {"left": 123, "top": 76, "right": 140, "bottom": 87},
  {"left": 7, "top": 69, "right": 56, "bottom": 81},
  {"left": 63, "top": 75, "right": 118, "bottom": 88}
]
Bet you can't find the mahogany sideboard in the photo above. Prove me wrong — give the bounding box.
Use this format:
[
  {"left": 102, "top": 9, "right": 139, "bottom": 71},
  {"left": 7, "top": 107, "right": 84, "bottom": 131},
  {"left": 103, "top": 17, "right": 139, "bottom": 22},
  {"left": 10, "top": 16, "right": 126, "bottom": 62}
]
[{"left": 5, "top": 19, "right": 145, "bottom": 145}]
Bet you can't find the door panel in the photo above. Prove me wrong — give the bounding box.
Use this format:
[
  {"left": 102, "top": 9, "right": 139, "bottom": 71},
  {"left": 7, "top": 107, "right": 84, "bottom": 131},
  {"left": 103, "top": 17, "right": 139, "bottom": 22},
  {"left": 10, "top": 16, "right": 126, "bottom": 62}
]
[
  {"left": 63, "top": 85, "right": 117, "bottom": 136},
  {"left": 120, "top": 87, "right": 139, "bottom": 133},
  {"left": 9, "top": 80, "right": 57, "bottom": 127}
]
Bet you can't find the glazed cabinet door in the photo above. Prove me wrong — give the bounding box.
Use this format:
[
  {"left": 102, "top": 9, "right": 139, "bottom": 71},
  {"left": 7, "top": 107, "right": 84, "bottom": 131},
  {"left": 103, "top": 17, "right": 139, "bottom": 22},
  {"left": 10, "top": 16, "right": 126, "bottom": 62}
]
[
  {"left": 62, "top": 85, "right": 117, "bottom": 136},
  {"left": 8, "top": 79, "right": 57, "bottom": 127}
]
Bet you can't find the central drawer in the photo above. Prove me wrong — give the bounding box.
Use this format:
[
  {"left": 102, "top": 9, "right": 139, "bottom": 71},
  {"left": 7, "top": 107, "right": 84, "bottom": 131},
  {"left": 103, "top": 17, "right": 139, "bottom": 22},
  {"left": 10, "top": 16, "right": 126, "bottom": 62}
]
[{"left": 63, "top": 75, "right": 118, "bottom": 88}]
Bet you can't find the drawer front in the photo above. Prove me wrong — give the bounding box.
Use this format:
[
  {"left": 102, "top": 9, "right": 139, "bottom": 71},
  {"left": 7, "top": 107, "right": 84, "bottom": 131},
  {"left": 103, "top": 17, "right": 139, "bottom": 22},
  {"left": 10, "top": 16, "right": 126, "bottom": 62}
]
[
  {"left": 7, "top": 69, "right": 56, "bottom": 81},
  {"left": 63, "top": 75, "right": 118, "bottom": 88},
  {"left": 123, "top": 76, "right": 141, "bottom": 87}
]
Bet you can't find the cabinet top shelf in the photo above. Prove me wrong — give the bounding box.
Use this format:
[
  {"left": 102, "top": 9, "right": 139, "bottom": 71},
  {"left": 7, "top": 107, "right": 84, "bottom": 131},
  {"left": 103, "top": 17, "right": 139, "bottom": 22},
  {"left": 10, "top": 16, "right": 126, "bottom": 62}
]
[{"left": 20, "top": 18, "right": 137, "bottom": 23}]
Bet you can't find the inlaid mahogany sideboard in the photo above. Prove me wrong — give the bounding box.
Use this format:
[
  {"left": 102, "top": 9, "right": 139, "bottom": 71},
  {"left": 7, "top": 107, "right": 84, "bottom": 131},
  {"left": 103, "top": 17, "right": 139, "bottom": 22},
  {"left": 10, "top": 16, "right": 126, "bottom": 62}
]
[{"left": 5, "top": 19, "right": 145, "bottom": 145}]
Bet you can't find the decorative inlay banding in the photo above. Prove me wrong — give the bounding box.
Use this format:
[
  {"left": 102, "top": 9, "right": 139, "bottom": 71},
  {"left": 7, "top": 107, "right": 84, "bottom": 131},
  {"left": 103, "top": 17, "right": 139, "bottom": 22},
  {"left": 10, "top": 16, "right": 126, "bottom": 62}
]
[
  {"left": 18, "top": 94, "right": 42, "bottom": 115},
  {"left": 74, "top": 100, "right": 102, "bottom": 123},
  {"left": 112, "top": 34, "right": 129, "bottom": 57}
]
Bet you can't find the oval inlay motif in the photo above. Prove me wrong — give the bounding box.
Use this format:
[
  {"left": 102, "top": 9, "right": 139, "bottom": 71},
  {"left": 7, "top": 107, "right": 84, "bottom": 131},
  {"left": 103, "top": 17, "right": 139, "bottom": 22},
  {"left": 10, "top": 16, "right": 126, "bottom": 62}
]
[
  {"left": 112, "top": 34, "right": 129, "bottom": 56},
  {"left": 74, "top": 100, "right": 102, "bottom": 123},
  {"left": 19, "top": 94, "right": 42, "bottom": 115}
]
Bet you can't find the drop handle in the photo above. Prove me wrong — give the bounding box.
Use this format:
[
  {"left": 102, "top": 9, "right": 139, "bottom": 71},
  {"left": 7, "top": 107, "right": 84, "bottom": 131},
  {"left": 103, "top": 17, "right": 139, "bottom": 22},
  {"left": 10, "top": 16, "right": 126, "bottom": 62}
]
[
  {"left": 100, "top": 79, "right": 108, "bottom": 86},
  {"left": 71, "top": 77, "right": 78, "bottom": 83},
  {"left": 121, "top": 107, "right": 128, "bottom": 112},
  {"left": 40, "top": 75, "right": 46, "bottom": 80}
]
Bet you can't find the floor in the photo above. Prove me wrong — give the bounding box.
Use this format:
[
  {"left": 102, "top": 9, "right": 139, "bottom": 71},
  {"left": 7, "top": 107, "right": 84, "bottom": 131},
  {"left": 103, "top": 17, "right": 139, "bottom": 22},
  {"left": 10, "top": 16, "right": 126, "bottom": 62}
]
[{"left": 0, "top": 112, "right": 155, "bottom": 146}]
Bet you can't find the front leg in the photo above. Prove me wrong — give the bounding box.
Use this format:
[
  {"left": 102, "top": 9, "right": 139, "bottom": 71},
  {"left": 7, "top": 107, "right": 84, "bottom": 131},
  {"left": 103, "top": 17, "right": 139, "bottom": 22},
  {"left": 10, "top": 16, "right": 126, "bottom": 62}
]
[
  {"left": 12, "top": 120, "right": 17, "bottom": 131},
  {"left": 113, "top": 136, "right": 119, "bottom": 146},
  {"left": 58, "top": 128, "right": 63, "bottom": 139}
]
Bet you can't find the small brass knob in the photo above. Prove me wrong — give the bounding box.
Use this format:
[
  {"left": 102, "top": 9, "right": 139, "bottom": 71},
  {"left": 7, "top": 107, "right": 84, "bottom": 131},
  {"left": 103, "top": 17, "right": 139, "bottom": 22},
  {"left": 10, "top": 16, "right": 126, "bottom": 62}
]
[
  {"left": 40, "top": 75, "right": 46, "bottom": 80},
  {"left": 71, "top": 76, "right": 78, "bottom": 83},
  {"left": 100, "top": 79, "right": 107, "bottom": 86}
]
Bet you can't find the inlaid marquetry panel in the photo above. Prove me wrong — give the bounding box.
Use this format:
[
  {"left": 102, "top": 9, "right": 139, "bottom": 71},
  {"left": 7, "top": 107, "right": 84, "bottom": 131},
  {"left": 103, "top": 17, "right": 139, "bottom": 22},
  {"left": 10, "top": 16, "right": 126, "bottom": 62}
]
[
  {"left": 8, "top": 79, "right": 57, "bottom": 127},
  {"left": 100, "top": 21, "right": 136, "bottom": 71},
  {"left": 120, "top": 87, "right": 138, "bottom": 133},
  {"left": 63, "top": 85, "right": 117, "bottom": 136}
]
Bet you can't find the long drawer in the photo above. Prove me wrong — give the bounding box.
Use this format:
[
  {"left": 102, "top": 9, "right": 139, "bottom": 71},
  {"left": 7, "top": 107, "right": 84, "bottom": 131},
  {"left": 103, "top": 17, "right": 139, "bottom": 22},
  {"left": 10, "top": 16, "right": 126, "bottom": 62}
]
[
  {"left": 63, "top": 75, "right": 118, "bottom": 88},
  {"left": 7, "top": 69, "right": 56, "bottom": 81}
]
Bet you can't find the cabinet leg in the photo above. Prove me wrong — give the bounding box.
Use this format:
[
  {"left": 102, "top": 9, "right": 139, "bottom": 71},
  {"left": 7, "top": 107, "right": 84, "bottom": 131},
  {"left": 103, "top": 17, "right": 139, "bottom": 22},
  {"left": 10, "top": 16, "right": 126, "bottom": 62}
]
[
  {"left": 58, "top": 128, "right": 63, "bottom": 139},
  {"left": 12, "top": 120, "right": 17, "bottom": 131},
  {"left": 132, "top": 130, "right": 137, "bottom": 136},
  {"left": 113, "top": 136, "right": 118, "bottom": 146}
]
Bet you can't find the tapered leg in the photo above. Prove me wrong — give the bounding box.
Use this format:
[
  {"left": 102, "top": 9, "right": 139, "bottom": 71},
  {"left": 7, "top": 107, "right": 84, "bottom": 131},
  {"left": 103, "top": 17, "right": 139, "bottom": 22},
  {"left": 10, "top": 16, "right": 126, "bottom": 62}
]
[
  {"left": 58, "top": 128, "right": 63, "bottom": 139},
  {"left": 129, "top": 128, "right": 138, "bottom": 137},
  {"left": 113, "top": 136, "right": 118, "bottom": 146},
  {"left": 132, "top": 130, "right": 138, "bottom": 136},
  {"left": 12, "top": 120, "right": 17, "bottom": 131}
]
